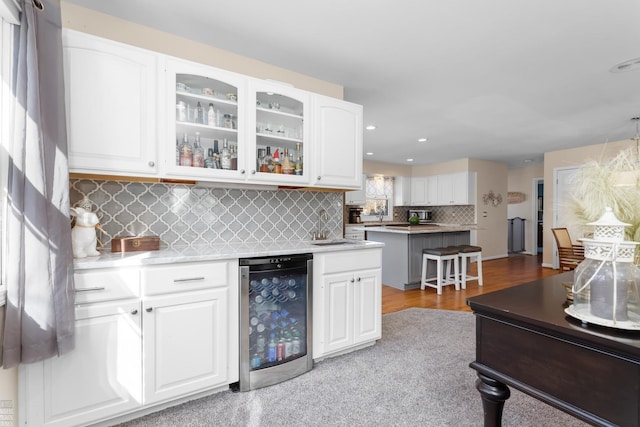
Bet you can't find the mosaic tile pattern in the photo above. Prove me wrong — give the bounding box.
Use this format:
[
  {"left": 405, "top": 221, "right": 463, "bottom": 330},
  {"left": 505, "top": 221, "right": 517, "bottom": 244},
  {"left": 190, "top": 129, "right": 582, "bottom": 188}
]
[
  {"left": 70, "top": 180, "right": 343, "bottom": 248},
  {"left": 392, "top": 205, "right": 476, "bottom": 224}
]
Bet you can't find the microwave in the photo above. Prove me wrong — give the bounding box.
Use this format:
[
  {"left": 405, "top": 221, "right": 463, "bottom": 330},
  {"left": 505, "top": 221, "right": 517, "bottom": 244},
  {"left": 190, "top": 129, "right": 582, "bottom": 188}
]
[{"left": 408, "top": 209, "right": 433, "bottom": 223}]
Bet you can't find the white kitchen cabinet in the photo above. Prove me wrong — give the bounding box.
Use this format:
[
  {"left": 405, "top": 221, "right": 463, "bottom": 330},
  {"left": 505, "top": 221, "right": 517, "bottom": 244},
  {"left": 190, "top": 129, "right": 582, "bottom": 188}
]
[
  {"left": 411, "top": 176, "right": 438, "bottom": 206},
  {"left": 19, "top": 261, "right": 238, "bottom": 427},
  {"left": 141, "top": 261, "right": 238, "bottom": 404},
  {"left": 394, "top": 176, "right": 412, "bottom": 206},
  {"left": 20, "top": 269, "right": 142, "bottom": 427},
  {"left": 313, "top": 248, "right": 382, "bottom": 359},
  {"left": 163, "top": 56, "right": 247, "bottom": 181},
  {"left": 62, "top": 29, "right": 158, "bottom": 176},
  {"left": 345, "top": 174, "right": 366, "bottom": 205},
  {"left": 344, "top": 225, "right": 365, "bottom": 240},
  {"left": 142, "top": 288, "right": 229, "bottom": 404},
  {"left": 437, "top": 171, "right": 476, "bottom": 205},
  {"left": 312, "top": 94, "right": 363, "bottom": 189}
]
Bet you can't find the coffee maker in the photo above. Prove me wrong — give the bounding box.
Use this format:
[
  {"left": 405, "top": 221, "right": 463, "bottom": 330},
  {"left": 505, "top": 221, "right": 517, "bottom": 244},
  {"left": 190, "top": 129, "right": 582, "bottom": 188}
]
[{"left": 349, "top": 208, "right": 363, "bottom": 224}]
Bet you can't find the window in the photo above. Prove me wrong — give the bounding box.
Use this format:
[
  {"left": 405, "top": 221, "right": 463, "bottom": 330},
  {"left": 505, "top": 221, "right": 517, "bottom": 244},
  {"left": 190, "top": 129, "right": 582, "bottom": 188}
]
[{"left": 361, "top": 175, "right": 394, "bottom": 222}]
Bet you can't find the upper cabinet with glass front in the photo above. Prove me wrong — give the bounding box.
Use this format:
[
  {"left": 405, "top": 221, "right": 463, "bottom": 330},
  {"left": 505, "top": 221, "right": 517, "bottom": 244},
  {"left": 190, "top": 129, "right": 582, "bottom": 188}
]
[
  {"left": 163, "top": 57, "right": 247, "bottom": 180},
  {"left": 247, "top": 80, "right": 310, "bottom": 185}
]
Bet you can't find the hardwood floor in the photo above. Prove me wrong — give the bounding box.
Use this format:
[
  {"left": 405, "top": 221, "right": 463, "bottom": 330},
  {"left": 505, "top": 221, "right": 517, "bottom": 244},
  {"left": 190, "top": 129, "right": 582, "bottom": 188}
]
[{"left": 382, "top": 253, "right": 559, "bottom": 314}]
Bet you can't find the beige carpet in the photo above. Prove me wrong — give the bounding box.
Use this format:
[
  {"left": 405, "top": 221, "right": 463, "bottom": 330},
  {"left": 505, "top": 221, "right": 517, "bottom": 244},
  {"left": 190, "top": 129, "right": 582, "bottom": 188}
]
[{"left": 118, "top": 308, "right": 589, "bottom": 427}]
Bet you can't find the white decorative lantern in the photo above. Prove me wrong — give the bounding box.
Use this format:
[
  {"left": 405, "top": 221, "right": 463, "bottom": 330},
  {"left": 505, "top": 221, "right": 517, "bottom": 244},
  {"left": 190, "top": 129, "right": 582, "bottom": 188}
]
[{"left": 565, "top": 208, "right": 640, "bottom": 329}]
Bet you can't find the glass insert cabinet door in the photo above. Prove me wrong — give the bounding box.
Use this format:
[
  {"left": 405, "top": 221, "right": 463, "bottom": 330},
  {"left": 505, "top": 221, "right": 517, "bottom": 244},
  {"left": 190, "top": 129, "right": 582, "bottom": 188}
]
[
  {"left": 165, "top": 57, "right": 247, "bottom": 179},
  {"left": 249, "top": 81, "right": 310, "bottom": 184}
]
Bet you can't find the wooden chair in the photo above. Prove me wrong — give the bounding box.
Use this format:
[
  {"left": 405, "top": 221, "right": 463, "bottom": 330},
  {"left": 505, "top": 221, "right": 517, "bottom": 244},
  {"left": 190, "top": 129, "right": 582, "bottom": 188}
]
[{"left": 551, "top": 228, "right": 585, "bottom": 271}]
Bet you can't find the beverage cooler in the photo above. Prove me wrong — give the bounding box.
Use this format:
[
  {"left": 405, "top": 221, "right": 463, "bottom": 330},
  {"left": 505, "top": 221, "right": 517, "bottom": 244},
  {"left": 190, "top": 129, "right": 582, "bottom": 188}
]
[{"left": 236, "top": 253, "right": 313, "bottom": 391}]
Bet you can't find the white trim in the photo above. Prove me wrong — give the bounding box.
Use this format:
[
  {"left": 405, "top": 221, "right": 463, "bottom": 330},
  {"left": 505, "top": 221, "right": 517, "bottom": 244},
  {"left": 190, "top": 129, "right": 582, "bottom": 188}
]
[
  {"left": 0, "top": 18, "right": 15, "bottom": 307},
  {"left": 0, "top": 0, "right": 20, "bottom": 25}
]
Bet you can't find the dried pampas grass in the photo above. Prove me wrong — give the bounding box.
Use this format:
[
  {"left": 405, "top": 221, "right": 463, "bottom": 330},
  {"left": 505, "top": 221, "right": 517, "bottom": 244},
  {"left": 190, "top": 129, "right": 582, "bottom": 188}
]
[{"left": 567, "top": 146, "right": 640, "bottom": 243}]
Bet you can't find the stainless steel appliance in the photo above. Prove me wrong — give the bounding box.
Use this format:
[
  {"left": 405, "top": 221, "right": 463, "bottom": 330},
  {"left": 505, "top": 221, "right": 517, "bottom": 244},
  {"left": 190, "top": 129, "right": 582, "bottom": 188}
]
[
  {"left": 236, "top": 254, "right": 313, "bottom": 391},
  {"left": 348, "top": 207, "right": 363, "bottom": 224},
  {"left": 408, "top": 209, "right": 433, "bottom": 223}
]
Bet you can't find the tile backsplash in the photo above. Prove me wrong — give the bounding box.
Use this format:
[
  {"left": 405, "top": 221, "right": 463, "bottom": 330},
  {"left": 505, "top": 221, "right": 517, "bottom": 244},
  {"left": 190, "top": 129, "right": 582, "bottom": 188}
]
[
  {"left": 70, "top": 180, "right": 343, "bottom": 248},
  {"left": 392, "top": 205, "right": 476, "bottom": 224}
]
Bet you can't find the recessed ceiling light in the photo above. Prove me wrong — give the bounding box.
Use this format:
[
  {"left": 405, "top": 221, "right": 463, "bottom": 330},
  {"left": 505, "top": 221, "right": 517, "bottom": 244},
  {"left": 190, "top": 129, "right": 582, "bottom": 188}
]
[
  {"left": 418, "top": 138, "right": 427, "bottom": 142},
  {"left": 366, "top": 152, "right": 374, "bottom": 156},
  {"left": 523, "top": 159, "right": 532, "bottom": 164},
  {"left": 406, "top": 158, "right": 414, "bottom": 162},
  {"left": 610, "top": 57, "right": 640, "bottom": 73},
  {"left": 365, "top": 125, "right": 376, "bottom": 130}
]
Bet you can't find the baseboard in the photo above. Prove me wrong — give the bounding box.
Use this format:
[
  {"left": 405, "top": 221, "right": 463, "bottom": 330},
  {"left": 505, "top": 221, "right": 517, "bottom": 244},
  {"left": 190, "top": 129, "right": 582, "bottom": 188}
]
[{"left": 483, "top": 254, "right": 509, "bottom": 261}]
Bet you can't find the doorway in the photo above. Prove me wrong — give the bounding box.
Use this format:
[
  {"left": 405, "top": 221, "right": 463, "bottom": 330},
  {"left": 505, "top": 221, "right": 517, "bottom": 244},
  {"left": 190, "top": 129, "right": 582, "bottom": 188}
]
[{"left": 532, "top": 178, "right": 543, "bottom": 255}]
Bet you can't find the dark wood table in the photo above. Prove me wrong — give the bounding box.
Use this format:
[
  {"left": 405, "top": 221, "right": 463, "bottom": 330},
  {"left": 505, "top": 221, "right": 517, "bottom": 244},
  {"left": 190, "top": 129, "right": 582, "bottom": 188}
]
[{"left": 467, "top": 272, "right": 640, "bottom": 427}]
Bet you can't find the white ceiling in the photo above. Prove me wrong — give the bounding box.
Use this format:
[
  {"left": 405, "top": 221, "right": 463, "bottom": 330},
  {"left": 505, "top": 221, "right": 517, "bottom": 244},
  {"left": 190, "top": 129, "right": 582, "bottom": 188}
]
[{"left": 65, "top": 0, "right": 640, "bottom": 168}]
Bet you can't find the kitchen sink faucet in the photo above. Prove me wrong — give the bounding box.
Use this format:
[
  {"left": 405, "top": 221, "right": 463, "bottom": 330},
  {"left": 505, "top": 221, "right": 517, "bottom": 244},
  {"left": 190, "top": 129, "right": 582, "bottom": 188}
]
[{"left": 312, "top": 209, "right": 329, "bottom": 240}]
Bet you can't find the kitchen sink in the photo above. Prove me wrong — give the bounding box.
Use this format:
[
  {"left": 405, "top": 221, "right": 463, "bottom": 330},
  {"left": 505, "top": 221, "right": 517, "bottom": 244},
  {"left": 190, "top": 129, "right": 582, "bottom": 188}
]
[{"left": 310, "top": 240, "right": 359, "bottom": 246}]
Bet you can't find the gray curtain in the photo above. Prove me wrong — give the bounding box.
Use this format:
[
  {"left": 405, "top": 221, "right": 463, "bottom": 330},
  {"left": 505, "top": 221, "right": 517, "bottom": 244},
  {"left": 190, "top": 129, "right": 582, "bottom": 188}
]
[{"left": 2, "top": 0, "right": 75, "bottom": 368}]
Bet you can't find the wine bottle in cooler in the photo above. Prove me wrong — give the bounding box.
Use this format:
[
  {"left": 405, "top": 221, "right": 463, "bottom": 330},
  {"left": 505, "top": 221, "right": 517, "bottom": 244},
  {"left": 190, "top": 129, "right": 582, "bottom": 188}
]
[{"left": 267, "top": 333, "right": 277, "bottom": 362}]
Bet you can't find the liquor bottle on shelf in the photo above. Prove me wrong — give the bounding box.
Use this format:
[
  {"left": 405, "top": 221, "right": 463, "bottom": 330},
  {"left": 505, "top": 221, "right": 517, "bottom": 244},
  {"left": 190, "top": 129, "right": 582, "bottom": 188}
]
[
  {"left": 220, "top": 139, "right": 231, "bottom": 170},
  {"left": 179, "top": 133, "right": 193, "bottom": 167},
  {"left": 281, "top": 148, "right": 293, "bottom": 174},
  {"left": 257, "top": 148, "right": 266, "bottom": 171},
  {"left": 230, "top": 144, "right": 238, "bottom": 170},
  {"left": 213, "top": 140, "right": 221, "bottom": 169},
  {"left": 207, "top": 103, "right": 216, "bottom": 126},
  {"left": 204, "top": 148, "right": 216, "bottom": 169},
  {"left": 263, "top": 147, "right": 273, "bottom": 173},
  {"left": 175, "top": 138, "right": 180, "bottom": 166},
  {"left": 272, "top": 148, "right": 282, "bottom": 174},
  {"left": 223, "top": 114, "right": 233, "bottom": 129},
  {"left": 294, "top": 142, "right": 303, "bottom": 175},
  {"left": 193, "top": 132, "right": 205, "bottom": 167},
  {"left": 195, "top": 101, "right": 204, "bottom": 124}
]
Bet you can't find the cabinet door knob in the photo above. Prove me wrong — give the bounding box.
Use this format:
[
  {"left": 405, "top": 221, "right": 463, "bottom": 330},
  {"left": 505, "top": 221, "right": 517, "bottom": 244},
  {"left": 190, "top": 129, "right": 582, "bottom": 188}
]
[
  {"left": 350, "top": 278, "right": 355, "bottom": 283},
  {"left": 146, "top": 307, "right": 153, "bottom": 312},
  {"left": 131, "top": 309, "right": 138, "bottom": 315},
  {"left": 356, "top": 277, "right": 361, "bottom": 282},
  {"left": 251, "top": 170, "right": 256, "bottom": 175},
  {"left": 317, "top": 176, "right": 321, "bottom": 180},
  {"left": 241, "top": 169, "right": 246, "bottom": 174},
  {"left": 148, "top": 161, "right": 155, "bottom": 167}
]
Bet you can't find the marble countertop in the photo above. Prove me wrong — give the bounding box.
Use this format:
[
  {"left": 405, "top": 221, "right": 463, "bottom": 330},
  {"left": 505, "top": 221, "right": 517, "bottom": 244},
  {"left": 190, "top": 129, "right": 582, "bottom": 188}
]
[
  {"left": 73, "top": 239, "right": 384, "bottom": 270},
  {"left": 364, "top": 224, "right": 477, "bottom": 234}
]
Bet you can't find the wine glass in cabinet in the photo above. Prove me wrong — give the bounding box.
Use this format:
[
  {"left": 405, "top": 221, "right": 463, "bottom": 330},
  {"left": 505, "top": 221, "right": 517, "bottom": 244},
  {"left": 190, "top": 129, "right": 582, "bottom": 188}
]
[
  {"left": 164, "top": 57, "right": 247, "bottom": 180},
  {"left": 247, "top": 80, "right": 310, "bottom": 185}
]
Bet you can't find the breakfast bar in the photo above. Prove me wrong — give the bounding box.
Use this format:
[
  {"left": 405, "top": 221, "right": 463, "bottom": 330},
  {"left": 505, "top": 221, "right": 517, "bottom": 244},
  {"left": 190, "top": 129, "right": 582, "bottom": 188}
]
[{"left": 366, "top": 224, "right": 476, "bottom": 290}]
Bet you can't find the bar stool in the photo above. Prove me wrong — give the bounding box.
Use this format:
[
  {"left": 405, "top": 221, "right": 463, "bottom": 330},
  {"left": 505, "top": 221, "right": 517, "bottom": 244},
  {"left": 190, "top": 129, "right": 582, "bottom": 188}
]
[
  {"left": 457, "top": 245, "right": 483, "bottom": 289},
  {"left": 420, "top": 246, "right": 460, "bottom": 295}
]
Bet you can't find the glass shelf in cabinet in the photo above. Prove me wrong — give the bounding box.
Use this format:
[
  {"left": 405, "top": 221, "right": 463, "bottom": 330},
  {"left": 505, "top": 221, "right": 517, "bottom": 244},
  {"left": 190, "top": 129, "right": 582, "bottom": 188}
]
[
  {"left": 257, "top": 133, "right": 302, "bottom": 143},
  {"left": 178, "top": 121, "right": 238, "bottom": 133},
  {"left": 256, "top": 106, "right": 303, "bottom": 118},
  {"left": 176, "top": 90, "right": 238, "bottom": 107}
]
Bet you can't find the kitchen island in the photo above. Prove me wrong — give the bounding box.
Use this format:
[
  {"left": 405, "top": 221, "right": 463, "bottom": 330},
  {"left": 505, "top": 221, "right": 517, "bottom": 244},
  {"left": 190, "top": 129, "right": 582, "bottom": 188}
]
[{"left": 366, "top": 224, "right": 476, "bottom": 290}]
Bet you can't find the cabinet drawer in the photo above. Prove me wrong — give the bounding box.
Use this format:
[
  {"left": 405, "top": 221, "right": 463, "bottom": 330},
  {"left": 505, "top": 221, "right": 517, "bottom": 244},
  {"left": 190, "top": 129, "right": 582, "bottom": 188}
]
[
  {"left": 318, "top": 248, "right": 381, "bottom": 274},
  {"left": 74, "top": 268, "right": 140, "bottom": 304},
  {"left": 142, "top": 261, "right": 230, "bottom": 295}
]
